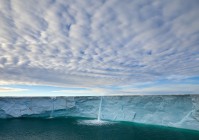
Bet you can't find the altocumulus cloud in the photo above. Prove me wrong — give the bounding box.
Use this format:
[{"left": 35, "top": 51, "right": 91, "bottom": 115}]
[{"left": 0, "top": 0, "right": 199, "bottom": 89}]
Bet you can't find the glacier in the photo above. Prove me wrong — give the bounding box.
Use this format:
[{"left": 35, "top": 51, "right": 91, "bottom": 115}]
[{"left": 0, "top": 95, "right": 199, "bottom": 131}]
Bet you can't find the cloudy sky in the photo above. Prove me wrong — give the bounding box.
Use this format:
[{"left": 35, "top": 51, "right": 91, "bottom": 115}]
[{"left": 0, "top": 0, "right": 199, "bottom": 96}]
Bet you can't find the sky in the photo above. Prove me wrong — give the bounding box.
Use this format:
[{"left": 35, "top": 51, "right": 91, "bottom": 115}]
[{"left": 0, "top": 0, "right": 199, "bottom": 96}]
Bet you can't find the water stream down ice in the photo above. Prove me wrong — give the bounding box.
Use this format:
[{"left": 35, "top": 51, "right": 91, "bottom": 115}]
[
  {"left": 97, "top": 96, "right": 103, "bottom": 121},
  {"left": 50, "top": 97, "right": 55, "bottom": 118}
]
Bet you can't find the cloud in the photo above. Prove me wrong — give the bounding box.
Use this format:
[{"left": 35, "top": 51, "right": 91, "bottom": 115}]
[
  {"left": 0, "top": 87, "right": 28, "bottom": 92},
  {"left": 52, "top": 88, "right": 107, "bottom": 96},
  {"left": 50, "top": 83, "right": 199, "bottom": 96},
  {"left": 0, "top": 0, "right": 198, "bottom": 88},
  {"left": 115, "top": 84, "right": 199, "bottom": 95}
]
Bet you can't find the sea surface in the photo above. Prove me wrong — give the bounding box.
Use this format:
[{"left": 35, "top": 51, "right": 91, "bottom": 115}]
[{"left": 0, "top": 117, "right": 199, "bottom": 140}]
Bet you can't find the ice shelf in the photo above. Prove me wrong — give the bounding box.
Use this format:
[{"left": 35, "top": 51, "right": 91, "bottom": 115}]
[{"left": 0, "top": 95, "right": 199, "bottom": 131}]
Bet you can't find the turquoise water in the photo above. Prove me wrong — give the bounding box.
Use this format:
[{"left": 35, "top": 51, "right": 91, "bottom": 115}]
[{"left": 0, "top": 118, "right": 199, "bottom": 140}]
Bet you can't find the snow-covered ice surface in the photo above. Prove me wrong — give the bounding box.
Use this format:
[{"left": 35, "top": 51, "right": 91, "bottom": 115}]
[{"left": 0, "top": 95, "right": 199, "bottom": 131}]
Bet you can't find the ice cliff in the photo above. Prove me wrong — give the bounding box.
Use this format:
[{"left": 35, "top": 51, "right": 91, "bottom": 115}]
[{"left": 0, "top": 95, "right": 199, "bottom": 131}]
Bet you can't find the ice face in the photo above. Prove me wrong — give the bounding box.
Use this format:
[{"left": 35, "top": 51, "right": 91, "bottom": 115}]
[{"left": 0, "top": 95, "right": 199, "bottom": 131}]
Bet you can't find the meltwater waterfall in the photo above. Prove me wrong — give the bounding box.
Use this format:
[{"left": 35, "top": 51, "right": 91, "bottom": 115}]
[
  {"left": 50, "top": 97, "right": 55, "bottom": 118},
  {"left": 97, "top": 96, "right": 103, "bottom": 121}
]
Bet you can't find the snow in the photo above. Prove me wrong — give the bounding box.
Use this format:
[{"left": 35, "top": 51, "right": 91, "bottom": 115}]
[{"left": 0, "top": 95, "right": 199, "bottom": 130}]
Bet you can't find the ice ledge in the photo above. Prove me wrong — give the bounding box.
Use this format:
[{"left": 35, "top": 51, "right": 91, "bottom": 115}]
[{"left": 0, "top": 95, "right": 199, "bottom": 131}]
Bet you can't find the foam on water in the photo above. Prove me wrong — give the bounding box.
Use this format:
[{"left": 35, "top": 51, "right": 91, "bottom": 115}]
[{"left": 77, "top": 119, "right": 114, "bottom": 126}]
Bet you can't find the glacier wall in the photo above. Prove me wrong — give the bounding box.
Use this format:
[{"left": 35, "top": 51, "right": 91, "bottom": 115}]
[{"left": 0, "top": 95, "right": 199, "bottom": 131}]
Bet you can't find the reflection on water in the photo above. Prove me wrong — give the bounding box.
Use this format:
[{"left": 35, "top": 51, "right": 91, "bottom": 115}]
[{"left": 0, "top": 117, "right": 199, "bottom": 140}]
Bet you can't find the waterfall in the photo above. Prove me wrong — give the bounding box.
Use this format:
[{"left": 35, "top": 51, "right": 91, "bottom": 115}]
[
  {"left": 50, "top": 97, "right": 55, "bottom": 118},
  {"left": 97, "top": 96, "right": 103, "bottom": 121},
  {"left": 30, "top": 97, "right": 32, "bottom": 111}
]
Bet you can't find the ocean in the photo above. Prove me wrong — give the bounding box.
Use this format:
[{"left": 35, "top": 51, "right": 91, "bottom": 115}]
[{"left": 0, "top": 117, "right": 199, "bottom": 140}]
